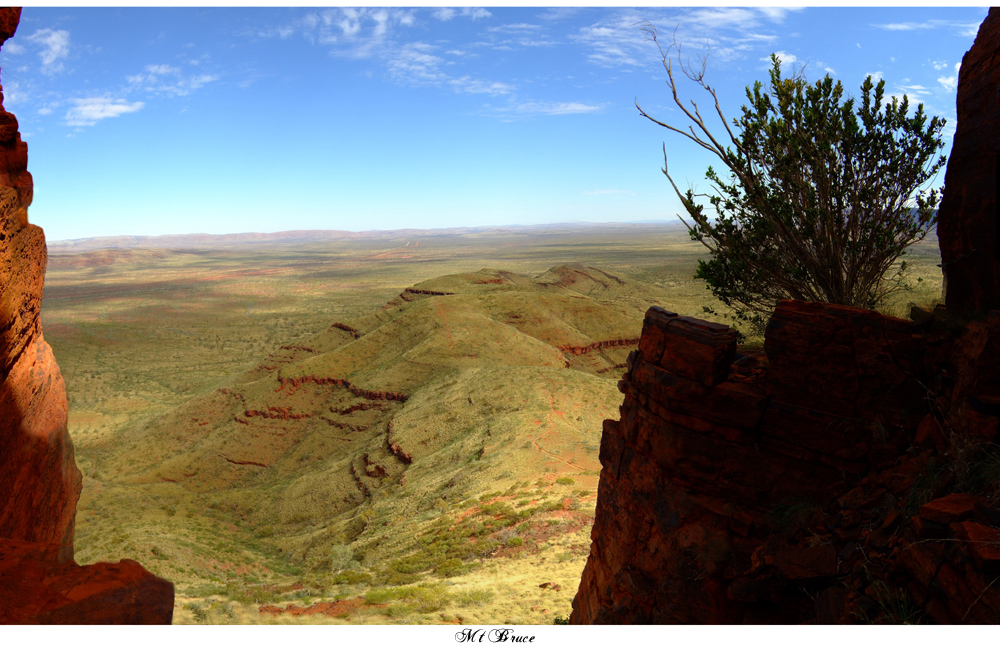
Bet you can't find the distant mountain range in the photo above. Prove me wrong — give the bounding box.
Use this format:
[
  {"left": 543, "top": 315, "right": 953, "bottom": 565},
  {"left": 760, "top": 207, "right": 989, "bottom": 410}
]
[{"left": 46, "top": 221, "right": 688, "bottom": 252}]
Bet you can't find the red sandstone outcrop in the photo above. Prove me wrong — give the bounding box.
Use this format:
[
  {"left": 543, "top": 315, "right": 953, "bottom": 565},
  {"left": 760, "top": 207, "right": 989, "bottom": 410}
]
[
  {"left": 938, "top": 8, "right": 1000, "bottom": 313},
  {"left": 278, "top": 373, "right": 409, "bottom": 402},
  {"left": 0, "top": 538, "right": 174, "bottom": 624},
  {"left": 0, "top": 5, "right": 77, "bottom": 562},
  {"left": 0, "top": 7, "right": 173, "bottom": 623},
  {"left": 571, "top": 300, "right": 1000, "bottom": 624},
  {"left": 244, "top": 406, "right": 313, "bottom": 420},
  {"left": 558, "top": 337, "right": 641, "bottom": 356}
]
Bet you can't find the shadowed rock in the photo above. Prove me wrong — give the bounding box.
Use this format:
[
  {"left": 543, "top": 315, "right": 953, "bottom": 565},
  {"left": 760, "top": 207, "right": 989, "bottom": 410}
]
[
  {"left": 571, "top": 300, "right": 1000, "bottom": 623},
  {"left": 938, "top": 7, "right": 1000, "bottom": 313}
]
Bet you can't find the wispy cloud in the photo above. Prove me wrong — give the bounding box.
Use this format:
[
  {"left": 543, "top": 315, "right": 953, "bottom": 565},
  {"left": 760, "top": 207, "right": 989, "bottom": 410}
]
[
  {"left": 538, "top": 8, "right": 586, "bottom": 22},
  {"left": 898, "top": 83, "right": 931, "bottom": 97},
  {"left": 26, "top": 28, "right": 70, "bottom": 75},
  {"left": 3, "top": 42, "right": 23, "bottom": 55},
  {"left": 513, "top": 101, "right": 603, "bottom": 116},
  {"left": 573, "top": 7, "right": 801, "bottom": 69},
  {"left": 271, "top": 8, "right": 416, "bottom": 59},
  {"left": 127, "top": 63, "right": 219, "bottom": 97},
  {"left": 261, "top": 9, "right": 513, "bottom": 98},
  {"left": 433, "top": 8, "right": 491, "bottom": 22},
  {"left": 451, "top": 76, "right": 513, "bottom": 95},
  {"left": 938, "top": 61, "right": 961, "bottom": 92},
  {"left": 488, "top": 23, "right": 542, "bottom": 33},
  {"left": 874, "top": 20, "right": 980, "bottom": 39},
  {"left": 387, "top": 42, "right": 511, "bottom": 95},
  {"left": 64, "top": 97, "right": 143, "bottom": 127},
  {"left": 387, "top": 41, "right": 446, "bottom": 84}
]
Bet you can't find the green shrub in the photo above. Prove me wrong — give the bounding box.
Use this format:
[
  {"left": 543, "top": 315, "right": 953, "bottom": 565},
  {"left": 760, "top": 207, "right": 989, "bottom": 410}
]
[
  {"left": 455, "top": 588, "right": 495, "bottom": 608},
  {"left": 638, "top": 26, "right": 947, "bottom": 325},
  {"left": 434, "top": 558, "right": 469, "bottom": 578},
  {"left": 333, "top": 569, "right": 372, "bottom": 586}
]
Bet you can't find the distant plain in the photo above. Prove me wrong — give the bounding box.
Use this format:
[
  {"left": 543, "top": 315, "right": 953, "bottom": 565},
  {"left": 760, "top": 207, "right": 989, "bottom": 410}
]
[{"left": 39, "top": 223, "right": 945, "bottom": 624}]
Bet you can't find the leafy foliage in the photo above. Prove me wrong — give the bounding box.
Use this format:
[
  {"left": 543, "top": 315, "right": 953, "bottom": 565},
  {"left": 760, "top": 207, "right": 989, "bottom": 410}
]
[{"left": 637, "top": 24, "right": 947, "bottom": 327}]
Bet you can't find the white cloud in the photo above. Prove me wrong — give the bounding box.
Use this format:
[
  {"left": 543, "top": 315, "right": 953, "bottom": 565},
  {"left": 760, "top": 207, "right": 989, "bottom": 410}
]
[
  {"left": 488, "top": 23, "right": 542, "bottom": 33},
  {"left": 462, "top": 8, "right": 491, "bottom": 20},
  {"left": 387, "top": 42, "right": 511, "bottom": 96},
  {"left": 538, "top": 8, "right": 584, "bottom": 21},
  {"left": 433, "top": 8, "right": 456, "bottom": 21},
  {"left": 146, "top": 64, "right": 180, "bottom": 76},
  {"left": 824, "top": 66, "right": 836, "bottom": 75},
  {"left": 756, "top": 7, "right": 797, "bottom": 22},
  {"left": 3, "top": 42, "right": 23, "bottom": 55},
  {"left": 574, "top": 7, "right": 801, "bottom": 70},
  {"left": 64, "top": 97, "right": 143, "bottom": 127},
  {"left": 26, "top": 28, "right": 70, "bottom": 75},
  {"left": 938, "top": 75, "right": 957, "bottom": 92},
  {"left": 433, "top": 8, "right": 490, "bottom": 22},
  {"left": 514, "top": 101, "right": 602, "bottom": 116},
  {"left": 515, "top": 39, "right": 557, "bottom": 48},
  {"left": 899, "top": 83, "right": 930, "bottom": 96},
  {"left": 874, "top": 20, "right": 981, "bottom": 39},
  {"left": 450, "top": 76, "right": 512, "bottom": 95},
  {"left": 128, "top": 64, "right": 219, "bottom": 97},
  {"left": 766, "top": 51, "right": 798, "bottom": 73},
  {"left": 387, "top": 41, "right": 446, "bottom": 84},
  {"left": 938, "top": 62, "right": 961, "bottom": 92}
]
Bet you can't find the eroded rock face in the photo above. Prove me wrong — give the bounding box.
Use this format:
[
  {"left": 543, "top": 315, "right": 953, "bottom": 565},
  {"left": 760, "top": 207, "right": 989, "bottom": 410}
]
[
  {"left": 0, "top": 537, "right": 174, "bottom": 624},
  {"left": 571, "top": 302, "right": 1000, "bottom": 623},
  {"left": 0, "top": 5, "right": 79, "bottom": 562},
  {"left": 938, "top": 7, "right": 1000, "bottom": 313},
  {"left": 0, "top": 7, "right": 173, "bottom": 623}
]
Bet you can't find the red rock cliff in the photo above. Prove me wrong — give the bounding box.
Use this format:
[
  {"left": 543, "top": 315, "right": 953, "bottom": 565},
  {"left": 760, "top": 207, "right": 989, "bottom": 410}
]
[
  {"left": 572, "top": 302, "right": 1000, "bottom": 624},
  {"left": 938, "top": 8, "right": 1000, "bottom": 313},
  {"left": 0, "top": 5, "right": 77, "bottom": 562},
  {"left": 0, "top": 8, "right": 174, "bottom": 623}
]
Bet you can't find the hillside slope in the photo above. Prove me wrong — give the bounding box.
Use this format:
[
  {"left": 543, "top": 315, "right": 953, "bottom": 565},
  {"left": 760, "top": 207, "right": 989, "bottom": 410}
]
[{"left": 75, "top": 265, "right": 673, "bottom": 618}]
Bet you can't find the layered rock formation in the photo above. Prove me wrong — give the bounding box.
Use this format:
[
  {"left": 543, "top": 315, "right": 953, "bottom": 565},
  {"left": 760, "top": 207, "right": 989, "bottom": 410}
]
[
  {"left": 938, "top": 8, "right": 1000, "bottom": 313},
  {"left": 0, "top": 5, "right": 77, "bottom": 565},
  {"left": 572, "top": 302, "right": 1000, "bottom": 623},
  {"left": 0, "top": 7, "right": 173, "bottom": 623}
]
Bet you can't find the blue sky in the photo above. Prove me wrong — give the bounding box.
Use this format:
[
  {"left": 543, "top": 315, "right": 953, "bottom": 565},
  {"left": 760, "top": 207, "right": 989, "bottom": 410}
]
[{"left": 0, "top": 5, "right": 988, "bottom": 241}]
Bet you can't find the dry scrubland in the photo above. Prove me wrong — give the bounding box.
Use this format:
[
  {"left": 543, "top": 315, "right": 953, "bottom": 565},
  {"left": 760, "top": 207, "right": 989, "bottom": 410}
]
[{"left": 39, "top": 224, "right": 945, "bottom": 624}]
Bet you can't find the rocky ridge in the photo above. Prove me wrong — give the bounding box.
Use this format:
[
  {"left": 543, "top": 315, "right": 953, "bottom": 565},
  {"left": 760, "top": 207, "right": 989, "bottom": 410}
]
[{"left": 0, "top": 7, "right": 173, "bottom": 623}]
